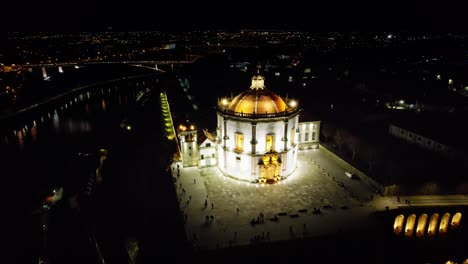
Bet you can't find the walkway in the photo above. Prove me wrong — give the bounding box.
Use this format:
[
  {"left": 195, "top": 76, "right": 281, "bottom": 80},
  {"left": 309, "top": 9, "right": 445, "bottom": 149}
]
[{"left": 171, "top": 148, "right": 382, "bottom": 250}]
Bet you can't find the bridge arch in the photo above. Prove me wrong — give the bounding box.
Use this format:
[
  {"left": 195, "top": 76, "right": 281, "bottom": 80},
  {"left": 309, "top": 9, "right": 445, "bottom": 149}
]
[
  {"left": 393, "top": 214, "right": 405, "bottom": 236},
  {"left": 416, "top": 213, "right": 428, "bottom": 238},
  {"left": 451, "top": 212, "right": 462, "bottom": 230},
  {"left": 405, "top": 214, "right": 417, "bottom": 238},
  {"left": 427, "top": 213, "right": 440, "bottom": 238}
]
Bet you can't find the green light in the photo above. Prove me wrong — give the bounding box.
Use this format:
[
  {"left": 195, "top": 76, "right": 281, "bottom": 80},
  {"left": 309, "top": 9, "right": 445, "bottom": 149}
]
[{"left": 126, "top": 125, "right": 132, "bottom": 131}]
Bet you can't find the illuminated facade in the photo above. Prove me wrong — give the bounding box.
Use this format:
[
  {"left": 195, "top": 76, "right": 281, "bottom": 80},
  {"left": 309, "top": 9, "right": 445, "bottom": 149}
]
[
  {"left": 178, "top": 122, "right": 199, "bottom": 168},
  {"left": 216, "top": 75, "right": 302, "bottom": 182},
  {"left": 297, "top": 121, "right": 321, "bottom": 150},
  {"left": 177, "top": 75, "right": 321, "bottom": 182},
  {"left": 178, "top": 123, "right": 218, "bottom": 168}
]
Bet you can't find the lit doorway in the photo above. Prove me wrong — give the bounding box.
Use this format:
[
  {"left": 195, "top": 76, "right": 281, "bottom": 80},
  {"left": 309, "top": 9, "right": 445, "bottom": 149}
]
[{"left": 259, "top": 153, "right": 281, "bottom": 183}]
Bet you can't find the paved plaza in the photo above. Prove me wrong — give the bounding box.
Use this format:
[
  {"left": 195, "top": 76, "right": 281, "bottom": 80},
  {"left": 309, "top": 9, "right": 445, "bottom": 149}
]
[
  {"left": 170, "top": 148, "right": 468, "bottom": 250},
  {"left": 171, "top": 148, "right": 380, "bottom": 250}
]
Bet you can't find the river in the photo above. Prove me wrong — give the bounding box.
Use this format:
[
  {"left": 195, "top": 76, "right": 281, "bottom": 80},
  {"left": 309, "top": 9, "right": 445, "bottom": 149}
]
[{"left": 4, "top": 65, "right": 186, "bottom": 263}]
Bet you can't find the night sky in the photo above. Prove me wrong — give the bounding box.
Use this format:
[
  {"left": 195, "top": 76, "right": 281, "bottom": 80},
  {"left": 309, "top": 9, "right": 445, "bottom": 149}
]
[{"left": 1, "top": 1, "right": 466, "bottom": 32}]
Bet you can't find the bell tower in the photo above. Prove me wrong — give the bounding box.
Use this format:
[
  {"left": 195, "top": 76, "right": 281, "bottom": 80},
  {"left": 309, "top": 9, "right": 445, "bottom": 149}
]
[{"left": 178, "top": 122, "right": 199, "bottom": 167}]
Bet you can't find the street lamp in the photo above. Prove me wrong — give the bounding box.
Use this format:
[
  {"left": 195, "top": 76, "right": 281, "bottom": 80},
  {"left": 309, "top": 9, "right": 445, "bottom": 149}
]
[
  {"left": 222, "top": 98, "right": 228, "bottom": 106},
  {"left": 221, "top": 98, "right": 229, "bottom": 111},
  {"left": 289, "top": 100, "right": 297, "bottom": 108}
]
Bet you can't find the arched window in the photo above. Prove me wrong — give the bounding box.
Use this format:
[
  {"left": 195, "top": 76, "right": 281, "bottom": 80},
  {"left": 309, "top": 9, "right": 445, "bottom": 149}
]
[
  {"left": 266, "top": 134, "right": 275, "bottom": 152},
  {"left": 235, "top": 132, "right": 244, "bottom": 152}
]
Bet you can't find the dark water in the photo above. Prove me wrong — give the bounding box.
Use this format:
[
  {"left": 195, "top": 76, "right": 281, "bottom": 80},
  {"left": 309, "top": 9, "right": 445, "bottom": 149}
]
[
  {"left": 4, "top": 68, "right": 186, "bottom": 263},
  {"left": 3, "top": 76, "right": 147, "bottom": 208}
]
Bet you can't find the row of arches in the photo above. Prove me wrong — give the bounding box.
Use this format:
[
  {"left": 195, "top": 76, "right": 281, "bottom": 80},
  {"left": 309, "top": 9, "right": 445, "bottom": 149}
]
[{"left": 394, "top": 212, "right": 462, "bottom": 238}]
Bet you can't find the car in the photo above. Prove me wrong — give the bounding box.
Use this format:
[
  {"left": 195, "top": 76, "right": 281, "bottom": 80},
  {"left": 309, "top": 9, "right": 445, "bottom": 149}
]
[{"left": 345, "top": 171, "right": 359, "bottom": 180}]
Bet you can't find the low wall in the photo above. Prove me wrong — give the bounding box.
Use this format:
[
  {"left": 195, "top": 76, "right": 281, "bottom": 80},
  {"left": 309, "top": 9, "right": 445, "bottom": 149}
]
[
  {"left": 298, "top": 142, "right": 319, "bottom": 150},
  {"left": 319, "top": 144, "right": 384, "bottom": 195}
]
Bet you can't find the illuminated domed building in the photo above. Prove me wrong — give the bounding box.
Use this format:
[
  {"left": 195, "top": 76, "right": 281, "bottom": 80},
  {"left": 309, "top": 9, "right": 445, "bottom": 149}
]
[
  {"left": 177, "top": 74, "right": 321, "bottom": 183},
  {"left": 216, "top": 75, "right": 303, "bottom": 182}
]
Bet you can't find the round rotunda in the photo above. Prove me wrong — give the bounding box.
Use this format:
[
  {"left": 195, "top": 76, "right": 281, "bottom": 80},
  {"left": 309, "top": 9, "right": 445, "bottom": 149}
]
[{"left": 216, "top": 75, "right": 301, "bottom": 183}]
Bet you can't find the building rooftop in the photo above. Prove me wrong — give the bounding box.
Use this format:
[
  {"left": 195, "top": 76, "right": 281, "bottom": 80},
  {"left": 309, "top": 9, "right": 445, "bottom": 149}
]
[
  {"left": 390, "top": 112, "right": 468, "bottom": 149},
  {"left": 227, "top": 75, "right": 287, "bottom": 114}
]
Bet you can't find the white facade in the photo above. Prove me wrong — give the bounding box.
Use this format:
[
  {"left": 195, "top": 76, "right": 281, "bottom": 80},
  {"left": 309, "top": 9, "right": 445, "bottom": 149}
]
[
  {"left": 179, "top": 128, "right": 199, "bottom": 168},
  {"left": 298, "top": 121, "right": 321, "bottom": 150},
  {"left": 216, "top": 113, "right": 300, "bottom": 182},
  {"left": 198, "top": 138, "right": 217, "bottom": 167}
]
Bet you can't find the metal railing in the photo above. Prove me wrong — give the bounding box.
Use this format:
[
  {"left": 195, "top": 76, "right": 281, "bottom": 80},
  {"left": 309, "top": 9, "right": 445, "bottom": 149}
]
[{"left": 216, "top": 107, "right": 300, "bottom": 119}]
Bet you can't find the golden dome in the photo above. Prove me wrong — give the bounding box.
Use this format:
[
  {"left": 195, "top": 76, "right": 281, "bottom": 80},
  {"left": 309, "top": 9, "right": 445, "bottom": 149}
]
[{"left": 227, "top": 75, "right": 286, "bottom": 114}]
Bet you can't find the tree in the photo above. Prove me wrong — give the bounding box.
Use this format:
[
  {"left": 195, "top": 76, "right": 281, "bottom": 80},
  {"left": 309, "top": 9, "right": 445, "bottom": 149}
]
[
  {"left": 321, "top": 123, "right": 334, "bottom": 143},
  {"left": 383, "top": 159, "right": 401, "bottom": 186},
  {"left": 347, "top": 134, "right": 361, "bottom": 161},
  {"left": 361, "top": 142, "right": 376, "bottom": 172},
  {"left": 334, "top": 129, "right": 345, "bottom": 152}
]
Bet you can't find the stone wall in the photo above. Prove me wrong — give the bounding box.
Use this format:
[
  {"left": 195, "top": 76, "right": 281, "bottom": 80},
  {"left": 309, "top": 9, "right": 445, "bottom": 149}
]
[{"left": 319, "top": 144, "right": 384, "bottom": 195}]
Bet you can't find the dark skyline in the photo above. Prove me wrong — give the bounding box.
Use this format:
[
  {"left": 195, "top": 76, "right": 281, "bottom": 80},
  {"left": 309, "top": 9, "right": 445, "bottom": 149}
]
[{"left": 1, "top": 2, "right": 466, "bottom": 32}]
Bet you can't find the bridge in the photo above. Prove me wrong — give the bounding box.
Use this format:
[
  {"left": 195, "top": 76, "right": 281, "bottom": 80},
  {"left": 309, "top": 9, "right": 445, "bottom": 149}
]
[
  {"left": 393, "top": 211, "right": 463, "bottom": 238},
  {"left": 371, "top": 195, "right": 468, "bottom": 240},
  {"left": 20, "top": 54, "right": 202, "bottom": 79},
  {"left": 25, "top": 53, "right": 202, "bottom": 68},
  {"left": 27, "top": 59, "right": 200, "bottom": 68}
]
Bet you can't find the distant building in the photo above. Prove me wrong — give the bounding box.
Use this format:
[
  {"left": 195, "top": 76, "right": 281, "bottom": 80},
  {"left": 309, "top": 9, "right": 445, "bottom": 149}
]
[
  {"left": 229, "top": 61, "right": 250, "bottom": 69},
  {"left": 162, "top": 43, "right": 176, "bottom": 50},
  {"left": 178, "top": 74, "right": 321, "bottom": 183},
  {"left": 388, "top": 113, "right": 468, "bottom": 163},
  {"left": 389, "top": 124, "right": 453, "bottom": 156}
]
